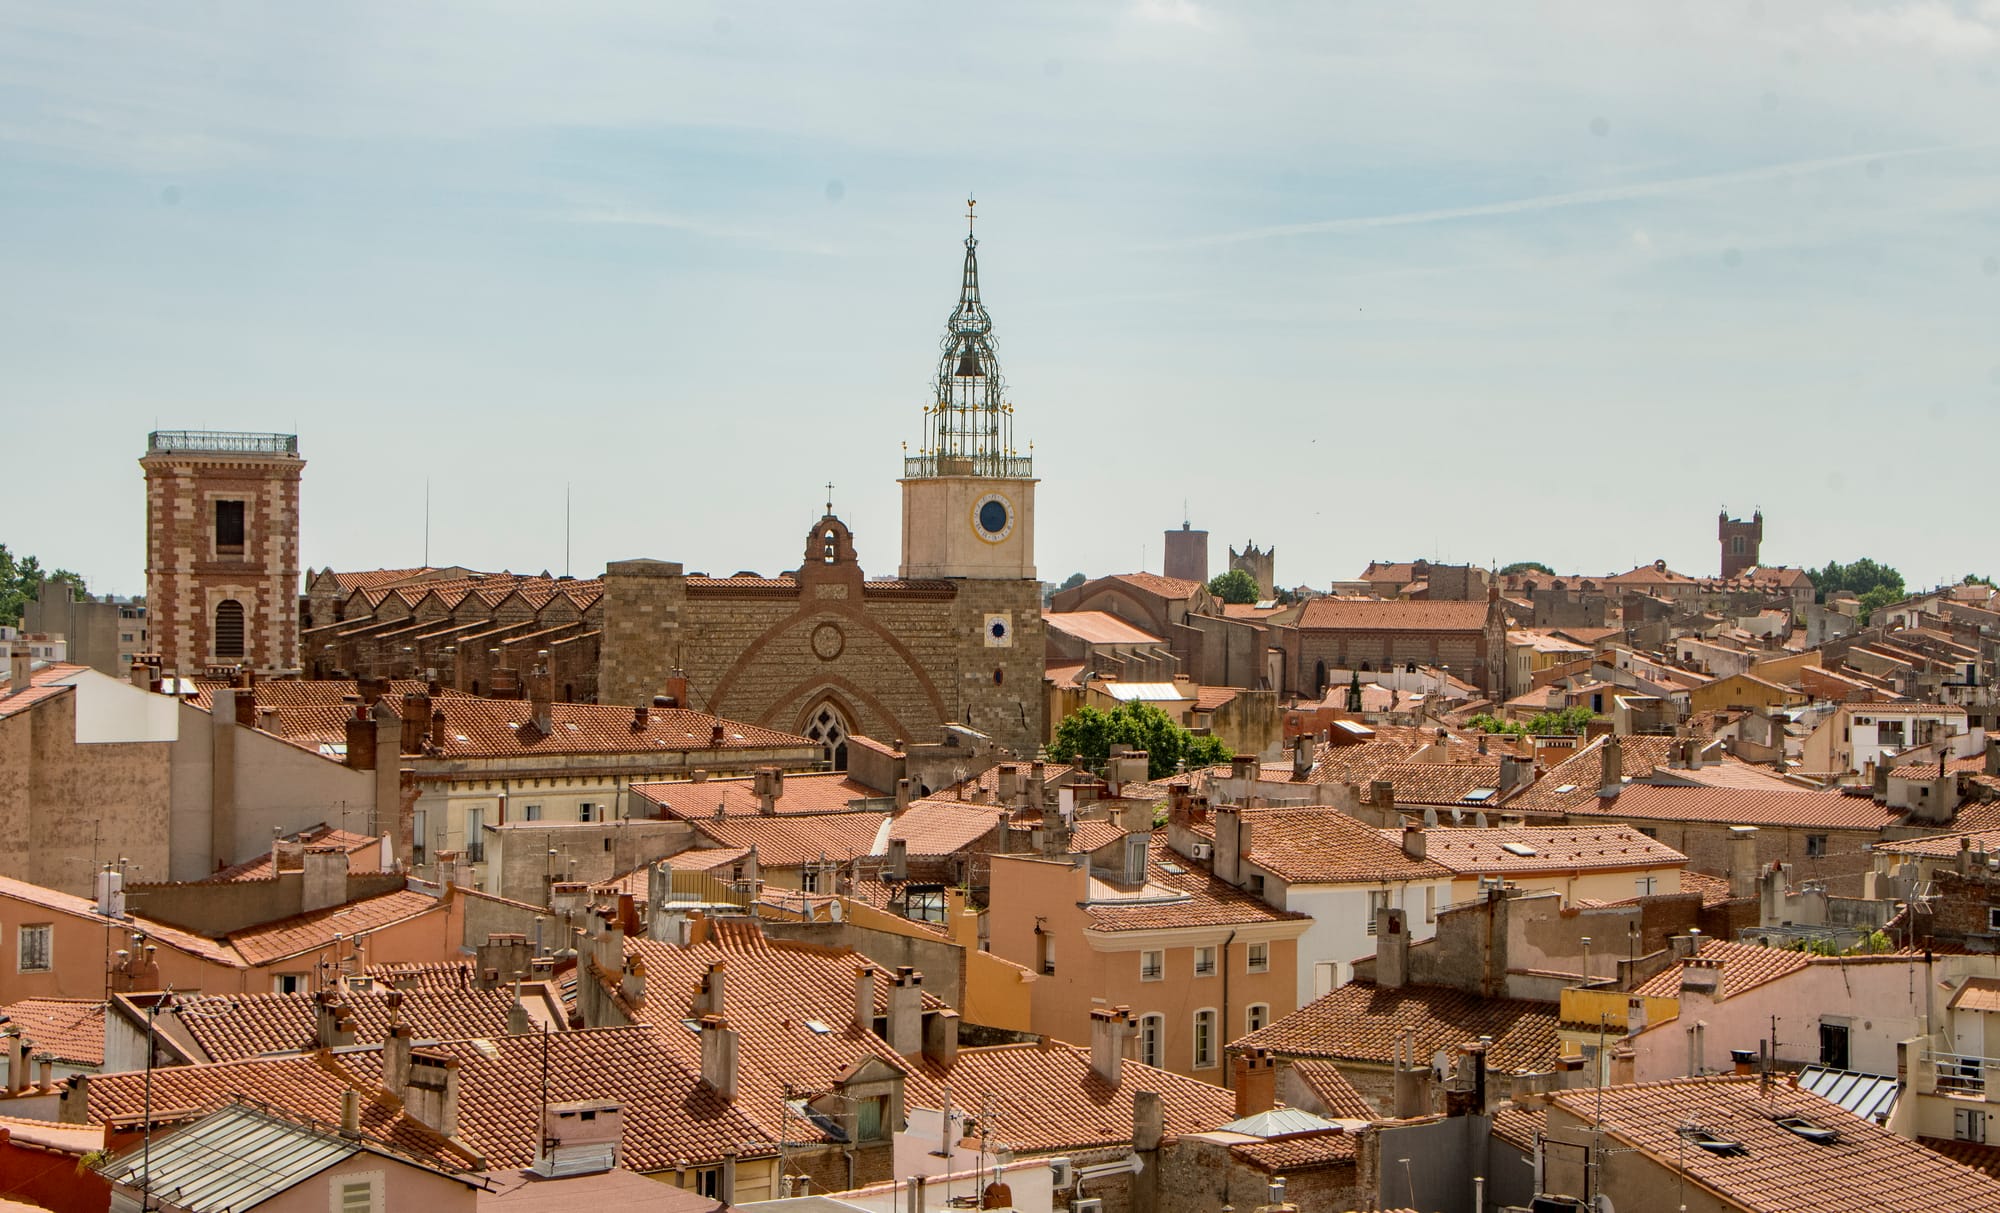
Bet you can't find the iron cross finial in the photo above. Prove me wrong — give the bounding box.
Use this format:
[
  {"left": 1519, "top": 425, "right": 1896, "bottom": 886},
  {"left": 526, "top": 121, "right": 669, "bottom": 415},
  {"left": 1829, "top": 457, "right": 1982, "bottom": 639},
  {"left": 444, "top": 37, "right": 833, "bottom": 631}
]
[{"left": 825, "top": 481, "right": 835, "bottom": 516}]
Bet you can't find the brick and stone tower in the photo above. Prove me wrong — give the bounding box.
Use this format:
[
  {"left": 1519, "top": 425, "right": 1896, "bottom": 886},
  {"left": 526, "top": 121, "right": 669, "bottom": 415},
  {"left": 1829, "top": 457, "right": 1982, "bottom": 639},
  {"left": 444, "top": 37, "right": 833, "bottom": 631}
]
[
  {"left": 1229, "top": 541, "right": 1276, "bottom": 599},
  {"left": 1719, "top": 508, "right": 1762, "bottom": 580},
  {"left": 1164, "top": 521, "right": 1209, "bottom": 584},
  {"left": 141, "top": 430, "right": 304, "bottom": 675},
  {"left": 900, "top": 201, "right": 1044, "bottom": 755}
]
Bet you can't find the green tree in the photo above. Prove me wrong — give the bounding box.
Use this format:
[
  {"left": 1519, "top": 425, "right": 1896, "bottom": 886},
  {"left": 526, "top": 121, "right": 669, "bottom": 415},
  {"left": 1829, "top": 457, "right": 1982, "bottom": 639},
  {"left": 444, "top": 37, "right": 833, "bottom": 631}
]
[
  {"left": 1811, "top": 557, "right": 1903, "bottom": 603},
  {"left": 1047, "top": 701, "right": 1234, "bottom": 780},
  {"left": 1346, "top": 670, "right": 1363, "bottom": 711},
  {"left": 1964, "top": 573, "right": 1994, "bottom": 588},
  {"left": 0, "top": 545, "right": 87, "bottom": 627},
  {"left": 1857, "top": 584, "right": 1903, "bottom": 624},
  {"left": 1206, "top": 568, "right": 1259, "bottom": 605},
  {"left": 1469, "top": 705, "right": 1593, "bottom": 737},
  {"left": 1060, "top": 572, "right": 1087, "bottom": 591},
  {"left": 1500, "top": 561, "right": 1555, "bottom": 576}
]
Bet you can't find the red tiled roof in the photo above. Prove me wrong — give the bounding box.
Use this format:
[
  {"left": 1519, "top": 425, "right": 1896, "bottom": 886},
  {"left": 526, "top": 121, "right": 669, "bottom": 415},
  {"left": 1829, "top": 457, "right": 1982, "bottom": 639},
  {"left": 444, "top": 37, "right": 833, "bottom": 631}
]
[
  {"left": 1082, "top": 837, "right": 1311, "bottom": 932},
  {"left": 1104, "top": 572, "right": 1206, "bottom": 600},
  {"left": 149, "top": 982, "right": 564, "bottom": 1063},
  {"left": 0, "top": 998, "right": 105, "bottom": 1066},
  {"left": 1631, "top": 938, "right": 1810, "bottom": 1000},
  {"left": 1919, "top": 1135, "right": 2000, "bottom": 1179},
  {"left": 1218, "top": 808, "right": 1450, "bottom": 884},
  {"left": 224, "top": 889, "right": 446, "bottom": 967},
  {"left": 1574, "top": 784, "right": 1899, "bottom": 830},
  {"left": 632, "top": 772, "right": 882, "bottom": 819},
  {"left": 691, "top": 813, "right": 889, "bottom": 868},
  {"left": 1043, "top": 611, "right": 1165, "bottom": 645},
  {"left": 1234, "top": 981, "right": 1559, "bottom": 1072},
  {"left": 0, "top": 662, "right": 87, "bottom": 720},
  {"left": 208, "top": 827, "right": 385, "bottom": 883},
  {"left": 919, "top": 1042, "right": 1236, "bottom": 1153},
  {"left": 423, "top": 699, "right": 811, "bottom": 759},
  {"left": 1874, "top": 826, "right": 2000, "bottom": 859},
  {"left": 890, "top": 800, "right": 1006, "bottom": 856},
  {"left": 1550, "top": 1076, "right": 2000, "bottom": 1213},
  {"left": 1298, "top": 600, "right": 1490, "bottom": 632},
  {"left": 1503, "top": 736, "right": 1681, "bottom": 814},
  {"left": 1227, "top": 1128, "right": 1358, "bottom": 1173},
  {"left": 1408, "top": 825, "right": 1687, "bottom": 876},
  {"left": 1289, "top": 1059, "right": 1377, "bottom": 1118}
]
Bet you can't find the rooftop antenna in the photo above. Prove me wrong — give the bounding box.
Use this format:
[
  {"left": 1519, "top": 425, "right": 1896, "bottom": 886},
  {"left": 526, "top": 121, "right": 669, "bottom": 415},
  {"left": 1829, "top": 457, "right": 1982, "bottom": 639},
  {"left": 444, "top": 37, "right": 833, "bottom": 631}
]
[
  {"left": 564, "top": 483, "right": 571, "bottom": 578},
  {"left": 423, "top": 479, "right": 431, "bottom": 567}
]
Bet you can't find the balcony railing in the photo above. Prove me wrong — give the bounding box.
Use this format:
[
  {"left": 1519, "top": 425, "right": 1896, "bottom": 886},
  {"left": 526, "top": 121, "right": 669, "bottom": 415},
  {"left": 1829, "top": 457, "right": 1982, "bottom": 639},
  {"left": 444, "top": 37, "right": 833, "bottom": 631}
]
[
  {"left": 1925, "top": 1050, "right": 1994, "bottom": 1097},
  {"left": 147, "top": 430, "right": 299, "bottom": 455},
  {"left": 902, "top": 453, "right": 1033, "bottom": 479}
]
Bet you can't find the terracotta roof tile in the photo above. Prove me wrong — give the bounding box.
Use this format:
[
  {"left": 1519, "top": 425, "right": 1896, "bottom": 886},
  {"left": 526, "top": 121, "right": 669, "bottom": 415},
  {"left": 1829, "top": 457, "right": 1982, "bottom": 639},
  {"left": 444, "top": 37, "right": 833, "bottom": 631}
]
[
  {"left": 0, "top": 875, "right": 241, "bottom": 967},
  {"left": 1230, "top": 808, "right": 1451, "bottom": 885},
  {"left": 633, "top": 773, "right": 883, "bottom": 819},
  {"left": 1227, "top": 1128, "right": 1358, "bottom": 1173},
  {"left": 1574, "top": 784, "right": 1899, "bottom": 830},
  {"left": 1043, "top": 611, "right": 1165, "bottom": 645},
  {"left": 0, "top": 662, "right": 87, "bottom": 721},
  {"left": 1549, "top": 1076, "right": 2000, "bottom": 1213},
  {"left": 1289, "top": 1059, "right": 1377, "bottom": 1118},
  {"left": 1083, "top": 837, "right": 1311, "bottom": 932},
  {"left": 424, "top": 699, "right": 811, "bottom": 759},
  {"left": 1299, "top": 601, "right": 1491, "bottom": 632},
  {"left": 1408, "top": 825, "right": 1686, "bottom": 876},
  {"left": 1235, "top": 981, "right": 1560, "bottom": 1072},
  {"left": 919, "top": 1042, "right": 1236, "bottom": 1153},
  {"left": 0, "top": 998, "right": 104, "bottom": 1066},
  {"left": 1104, "top": 572, "right": 1206, "bottom": 600},
  {"left": 224, "top": 889, "right": 445, "bottom": 967},
  {"left": 1631, "top": 938, "right": 1811, "bottom": 1000},
  {"left": 691, "top": 813, "right": 889, "bottom": 868},
  {"left": 209, "top": 827, "right": 385, "bottom": 883},
  {"left": 151, "top": 982, "right": 564, "bottom": 1062},
  {"left": 890, "top": 800, "right": 1007, "bottom": 856}
]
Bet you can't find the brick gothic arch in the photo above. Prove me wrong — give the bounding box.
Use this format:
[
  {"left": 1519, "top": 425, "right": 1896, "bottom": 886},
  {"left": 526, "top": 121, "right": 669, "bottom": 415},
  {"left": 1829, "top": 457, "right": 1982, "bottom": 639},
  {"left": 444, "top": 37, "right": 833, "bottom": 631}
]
[
  {"left": 706, "top": 610, "right": 950, "bottom": 730},
  {"left": 799, "top": 696, "right": 855, "bottom": 770}
]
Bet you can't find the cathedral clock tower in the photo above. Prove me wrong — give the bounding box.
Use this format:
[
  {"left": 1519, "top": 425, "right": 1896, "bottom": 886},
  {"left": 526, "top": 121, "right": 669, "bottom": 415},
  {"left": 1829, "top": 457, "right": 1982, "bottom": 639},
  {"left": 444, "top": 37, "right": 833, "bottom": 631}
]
[{"left": 901, "top": 202, "right": 1044, "bottom": 754}]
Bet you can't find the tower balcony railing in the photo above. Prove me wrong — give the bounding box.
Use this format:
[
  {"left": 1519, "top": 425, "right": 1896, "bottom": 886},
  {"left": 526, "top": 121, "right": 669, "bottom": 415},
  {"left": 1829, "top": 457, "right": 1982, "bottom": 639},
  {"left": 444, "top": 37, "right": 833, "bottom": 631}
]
[
  {"left": 903, "top": 453, "right": 1034, "bottom": 479},
  {"left": 147, "top": 431, "right": 300, "bottom": 455}
]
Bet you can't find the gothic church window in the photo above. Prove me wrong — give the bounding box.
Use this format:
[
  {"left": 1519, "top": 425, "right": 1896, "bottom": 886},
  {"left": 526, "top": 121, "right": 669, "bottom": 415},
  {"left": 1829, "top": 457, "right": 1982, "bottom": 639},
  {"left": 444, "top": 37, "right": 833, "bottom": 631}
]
[{"left": 805, "top": 700, "right": 852, "bottom": 770}]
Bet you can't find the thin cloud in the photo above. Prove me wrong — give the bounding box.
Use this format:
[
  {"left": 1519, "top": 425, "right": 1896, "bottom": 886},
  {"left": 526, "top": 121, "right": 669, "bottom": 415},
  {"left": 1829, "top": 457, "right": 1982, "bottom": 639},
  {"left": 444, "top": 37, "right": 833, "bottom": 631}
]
[
  {"left": 1170, "top": 143, "right": 1991, "bottom": 248},
  {"left": 557, "top": 208, "right": 846, "bottom": 257}
]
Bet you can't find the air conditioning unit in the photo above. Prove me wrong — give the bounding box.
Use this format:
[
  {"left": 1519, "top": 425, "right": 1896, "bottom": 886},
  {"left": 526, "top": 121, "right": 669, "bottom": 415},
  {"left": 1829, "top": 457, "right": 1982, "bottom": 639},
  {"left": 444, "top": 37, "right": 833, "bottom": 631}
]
[
  {"left": 1072, "top": 1200, "right": 1103, "bottom": 1213},
  {"left": 1048, "top": 1157, "right": 1074, "bottom": 1188},
  {"left": 1192, "top": 843, "right": 1213, "bottom": 860}
]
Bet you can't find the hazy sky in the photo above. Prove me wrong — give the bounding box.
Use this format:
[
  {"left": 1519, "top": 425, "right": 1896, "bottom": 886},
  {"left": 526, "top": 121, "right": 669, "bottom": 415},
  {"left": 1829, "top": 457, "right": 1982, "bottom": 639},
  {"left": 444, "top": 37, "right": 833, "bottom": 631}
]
[{"left": 3, "top": 1, "right": 1997, "bottom": 598}]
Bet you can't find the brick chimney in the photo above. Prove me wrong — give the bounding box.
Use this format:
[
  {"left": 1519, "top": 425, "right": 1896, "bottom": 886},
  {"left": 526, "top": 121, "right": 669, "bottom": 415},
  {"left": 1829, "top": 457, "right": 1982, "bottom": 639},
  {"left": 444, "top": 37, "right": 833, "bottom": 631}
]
[
  {"left": 700, "top": 960, "right": 727, "bottom": 1018},
  {"left": 403, "top": 1051, "right": 462, "bottom": 1138},
  {"left": 895, "top": 777, "right": 913, "bottom": 811},
  {"left": 1376, "top": 906, "right": 1409, "bottom": 989},
  {"left": 1088, "top": 1006, "right": 1133, "bottom": 1086},
  {"left": 887, "top": 837, "right": 908, "bottom": 881},
  {"left": 380, "top": 1023, "right": 414, "bottom": 1094},
  {"left": 301, "top": 846, "right": 350, "bottom": 913},
  {"left": 664, "top": 670, "right": 689, "bottom": 708},
  {"left": 753, "top": 767, "right": 783, "bottom": 815},
  {"left": 529, "top": 667, "right": 553, "bottom": 734},
  {"left": 1727, "top": 826, "right": 1759, "bottom": 900},
  {"left": 400, "top": 691, "right": 429, "bottom": 756},
  {"left": 888, "top": 967, "right": 923, "bottom": 1058},
  {"left": 1212, "top": 807, "right": 1249, "bottom": 885},
  {"left": 345, "top": 705, "right": 376, "bottom": 771},
  {"left": 923, "top": 1006, "right": 960, "bottom": 1068},
  {"left": 1292, "top": 733, "right": 1316, "bottom": 781},
  {"left": 1401, "top": 824, "right": 1428, "bottom": 861},
  {"left": 1233, "top": 1047, "right": 1278, "bottom": 1117},
  {"left": 700, "top": 1015, "right": 738, "bottom": 1100},
  {"left": 430, "top": 708, "right": 448, "bottom": 751},
  {"left": 7, "top": 652, "right": 31, "bottom": 697}
]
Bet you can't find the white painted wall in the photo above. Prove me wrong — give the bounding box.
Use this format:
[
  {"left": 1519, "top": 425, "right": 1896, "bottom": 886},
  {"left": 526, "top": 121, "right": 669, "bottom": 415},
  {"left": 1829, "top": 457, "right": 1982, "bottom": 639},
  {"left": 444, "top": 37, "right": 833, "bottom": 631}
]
[{"left": 54, "top": 667, "right": 179, "bottom": 744}]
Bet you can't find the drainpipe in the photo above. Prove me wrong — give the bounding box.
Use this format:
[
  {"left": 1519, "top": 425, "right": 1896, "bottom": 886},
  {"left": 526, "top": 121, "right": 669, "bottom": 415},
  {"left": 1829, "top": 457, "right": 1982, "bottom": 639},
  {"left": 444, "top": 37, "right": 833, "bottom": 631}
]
[{"left": 1221, "top": 929, "right": 1237, "bottom": 1079}]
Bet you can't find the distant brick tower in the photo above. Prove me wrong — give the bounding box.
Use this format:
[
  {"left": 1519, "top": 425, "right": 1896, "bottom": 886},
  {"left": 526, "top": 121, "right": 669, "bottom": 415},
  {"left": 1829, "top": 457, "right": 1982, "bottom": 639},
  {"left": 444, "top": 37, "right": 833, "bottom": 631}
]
[
  {"left": 1229, "top": 540, "right": 1276, "bottom": 598},
  {"left": 1164, "top": 520, "right": 1209, "bottom": 584},
  {"left": 142, "top": 431, "right": 305, "bottom": 675},
  {"left": 1719, "top": 509, "right": 1762, "bottom": 579}
]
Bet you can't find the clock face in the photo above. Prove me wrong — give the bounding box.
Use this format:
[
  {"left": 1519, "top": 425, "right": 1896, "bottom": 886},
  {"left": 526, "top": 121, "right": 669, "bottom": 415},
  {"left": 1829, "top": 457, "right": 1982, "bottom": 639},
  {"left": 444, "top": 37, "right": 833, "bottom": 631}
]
[
  {"left": 973, "top": 493, "right": 1014, "bottom": 543},
  {"left": 984, "top": 613, "right": 1013, "bottom": 647}
]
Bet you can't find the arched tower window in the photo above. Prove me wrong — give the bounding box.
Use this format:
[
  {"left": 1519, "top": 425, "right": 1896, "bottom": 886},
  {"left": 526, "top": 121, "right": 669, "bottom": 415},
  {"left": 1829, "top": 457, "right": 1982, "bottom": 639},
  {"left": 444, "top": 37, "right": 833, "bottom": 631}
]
[
  {"left": 803, "top": 699, "right": 853, "bottom": 771},
  {"left": 214, "top": 599, "right": 245, "bottom": 659},
  {"left": 1313, "top": 660, "right": 1327, "bottom": 696}
]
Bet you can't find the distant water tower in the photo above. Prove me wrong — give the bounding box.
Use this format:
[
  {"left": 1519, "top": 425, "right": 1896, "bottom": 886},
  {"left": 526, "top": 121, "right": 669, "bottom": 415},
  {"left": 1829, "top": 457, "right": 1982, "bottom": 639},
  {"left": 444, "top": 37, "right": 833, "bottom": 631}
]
[{"left": 1164, "top": 520, "right": 1209, "bottom": 583}]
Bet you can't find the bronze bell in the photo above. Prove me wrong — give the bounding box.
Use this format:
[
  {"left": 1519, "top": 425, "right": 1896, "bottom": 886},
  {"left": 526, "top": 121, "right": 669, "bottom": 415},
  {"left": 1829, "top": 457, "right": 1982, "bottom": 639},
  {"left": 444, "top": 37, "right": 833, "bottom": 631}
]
[{"left": 954, "top": 341, "right": 983, "bottom": 377}]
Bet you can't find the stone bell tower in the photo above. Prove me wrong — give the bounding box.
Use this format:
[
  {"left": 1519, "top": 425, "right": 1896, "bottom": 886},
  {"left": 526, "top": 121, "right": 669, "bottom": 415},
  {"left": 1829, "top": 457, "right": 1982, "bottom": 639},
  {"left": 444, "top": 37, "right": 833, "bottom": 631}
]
[{"left": 900, "top": 201, "right": 1044, "bottom": 755}]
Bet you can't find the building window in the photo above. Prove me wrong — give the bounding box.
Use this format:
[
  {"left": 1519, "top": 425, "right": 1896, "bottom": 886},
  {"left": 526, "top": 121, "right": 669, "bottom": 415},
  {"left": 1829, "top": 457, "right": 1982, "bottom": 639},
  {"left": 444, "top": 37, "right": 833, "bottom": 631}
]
[
  {"left": 804, "top": 700, "right": 852, "bottom": 771},
  {"left": 857, "top": 1095, "right": 887, "bottom": 1141},
  {"left": 213, "top": 599, "right": 246, "bottom": 659},
  {"left": 577, "top": 802, "right": 596, "bottom": 823},
  {"left": 1635, "top": 874, "right": 1658, "bottom": 897},
  {"left": 1194, "top": 946, "right": 1217, "bottom": 977},
  {"left": 1366, "top": 890, "right": 1389, "bottom": 936},
  {"left": 1819, "top": 1021, "right": 1850, "bottom": 1070},
  {"left": 1139, "top": 1013, "right": 1164, "bottom": 1067},
  {"left": 1805, "top": 835, "right": 1828, "bottom": 859},
  {"left": 1957, "top": 1107, "right": 1988, "bottom": 1144},
  {"left": 273, "top": 972, "right": 306, "bottom": 994},
  {"left": 1246, "top": 1003, "right": 1269, "bottom": 1033},
  {"left": 412, "top": 810, "right": 428, "bottom": 865},
  {"left": 214, "top": 500, "right": 245, "bottom": 556},
  {"left": 464, "top": 807, "right": 485, "bottom": 862},
  {"left": 1193, "top": 1009, "right": 1217, "bottom": 1069},
  {"left": 1988, "top": 907, "right": 2000, "bottom": 932},
  {"left": 17, "top": 924, "right": 52, "bottom": 972},
  {"left": 1038, "top": 931, "right": 1055, "bottom": 975},
  {"left": 1140, "top": 950, "right": 1164, "bottom": 981},
  {"left": 522, "top": 804, "right": 542, "bottom": 822},
  {"left": 688, "top": 1168, "right": 723, "bottom": 1198},
  {"left": 1246, "top": 942, "right": 1269, "bottom": 973},
  {"left": 800, "top": 867, "right": 821, "bottom": 894}
]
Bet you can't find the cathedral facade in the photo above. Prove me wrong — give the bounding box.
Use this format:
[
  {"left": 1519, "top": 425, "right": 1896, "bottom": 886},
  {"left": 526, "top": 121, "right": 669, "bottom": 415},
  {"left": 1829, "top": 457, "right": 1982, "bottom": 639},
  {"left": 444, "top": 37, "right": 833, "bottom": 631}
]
[{"left": 598, "top": 207, "right": 1045, "bottom": 759}]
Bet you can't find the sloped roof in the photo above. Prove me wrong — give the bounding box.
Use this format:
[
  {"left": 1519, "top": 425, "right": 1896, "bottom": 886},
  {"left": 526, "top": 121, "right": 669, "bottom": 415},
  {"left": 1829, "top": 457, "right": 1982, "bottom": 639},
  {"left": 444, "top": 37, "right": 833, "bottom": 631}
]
[
  {"left": 918, "top": 1042, "right": 1236, "bottom": 1153},
  {"left": 224, "top": 889, "right": 445, "bottom": 967},
  {"left": 1631, "top": 938, "right": 1811, "bottom": 1000},
  {"left": 0, "top": 998, "right": 105, "bottom": 1066},
  {"left": 1043, "top": 611, "right": 1165, "bottom": 645},
  {"left": 1407, "top": 824, "right": 1687, "bottom": 876},
  {"left": 632, "top": 772, "right": 883, "bottom": 819},
  {"left": 0, "top": 875, "right": 241, "bottom": 967},
  {"left": 1298, "top": 600, "right": 1490, "bottom": 632},
  {"left": 1575, "top": 784, "right": 1898, "bottom": 830},
  {"left": 1225, "top": 808, "right": 1451, "bottom": 885},
  {"left": 1083, "top": 837, "right": 1312, "bottom": 932},
  {"left": 691, "top": 813, "right": 889, "bottom": 868},
  {"left": 1549, "top": 1076, "right": 2000, "bottom": 1213},
  {"left": 1234, "top": 981, "right": 1559, "bottom": 1072}
]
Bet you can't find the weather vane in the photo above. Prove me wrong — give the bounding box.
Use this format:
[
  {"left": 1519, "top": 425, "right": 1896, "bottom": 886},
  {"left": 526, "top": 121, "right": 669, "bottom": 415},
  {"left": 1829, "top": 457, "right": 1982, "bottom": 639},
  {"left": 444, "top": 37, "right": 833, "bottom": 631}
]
[{"left": 966, "top": 196, "right": 976, "bottom": 235}]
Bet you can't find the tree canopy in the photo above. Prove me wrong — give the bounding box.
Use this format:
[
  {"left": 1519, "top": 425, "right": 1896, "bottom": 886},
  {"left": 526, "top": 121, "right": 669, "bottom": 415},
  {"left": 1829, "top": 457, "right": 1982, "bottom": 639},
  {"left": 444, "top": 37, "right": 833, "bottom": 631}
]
[
  {"left": 1811, "top": 558, "right": 1903, "bottom": 602},
  {"left": 1500, "top": 561, "right": 1555, "bottom": 576},
  {"left": 0, "top": 545, "right": 86, "bottom": 627},
  {"left": 1060, "top": 572, "right": 1087, "bottom": 591},
  {"left": 1046, "top": 701, "right": 1233, "bottom": 780},
  {"left": 1467, "top": 704, "right": 1595, "bottom": 738},
  {"left": 1207, "top": 568, "right": 1259, "bottom": 605}
]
